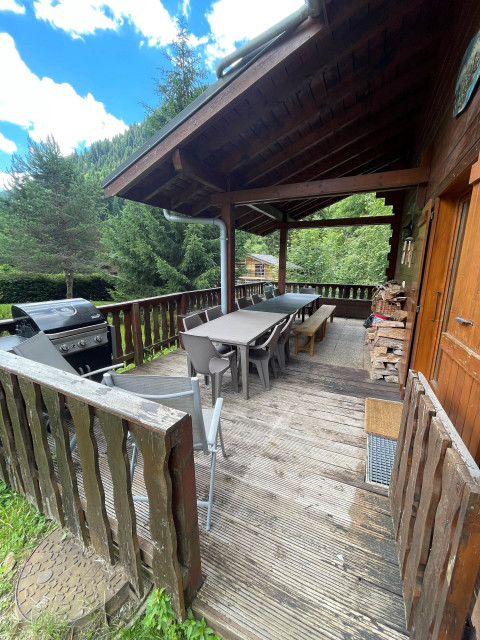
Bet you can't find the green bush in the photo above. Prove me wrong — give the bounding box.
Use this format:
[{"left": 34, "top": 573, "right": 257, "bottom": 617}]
[{"left": 0, "top": 273, "right": 114, "bottom": 304}]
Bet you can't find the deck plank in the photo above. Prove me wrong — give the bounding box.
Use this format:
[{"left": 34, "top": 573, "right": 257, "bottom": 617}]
[
  {"left": 48, "top": 318, "right": 406, "bottom": 639},
  {"left": 128, "top": 319, "right": 407, "bottom": 639}
]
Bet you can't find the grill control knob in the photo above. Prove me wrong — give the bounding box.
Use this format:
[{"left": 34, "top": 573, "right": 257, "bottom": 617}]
[
  {"left": 77, "top": 339, "right": 86, "bottom": 347},
  {"left": 60, "top": 344, "right": 69, "bottom": 352},
  {"left": 94, "top": 335, "right": 102, "bottom": 343}
]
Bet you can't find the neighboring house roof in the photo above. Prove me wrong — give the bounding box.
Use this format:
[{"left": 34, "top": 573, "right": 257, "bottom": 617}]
[{"left": 248, "top": 254, "right": 304, "bottom": 272}]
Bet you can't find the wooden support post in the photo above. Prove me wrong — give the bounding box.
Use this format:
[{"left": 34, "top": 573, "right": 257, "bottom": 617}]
[
  {"left": 221, "top": 204, "right": 236, "bottom": 313},
  {"left": 383, "top": 191, "right": 406, "bottom": 281},
  {"left": 278, "top": 228, "right": 287, "bottom": 294}
]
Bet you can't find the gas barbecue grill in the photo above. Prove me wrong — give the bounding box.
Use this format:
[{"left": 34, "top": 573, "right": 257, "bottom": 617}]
[{"left": 11, "top": 298, "right": 115, "bottom": 377}]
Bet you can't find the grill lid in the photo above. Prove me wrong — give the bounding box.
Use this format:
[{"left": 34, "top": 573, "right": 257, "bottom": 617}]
[{"left": 12, "top": 298, "right": 106, "bottom": 333}]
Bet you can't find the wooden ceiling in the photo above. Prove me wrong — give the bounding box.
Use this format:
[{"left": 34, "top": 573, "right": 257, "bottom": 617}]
[{"left": 103, "top": 0, "right": 451, "bottom": 235}]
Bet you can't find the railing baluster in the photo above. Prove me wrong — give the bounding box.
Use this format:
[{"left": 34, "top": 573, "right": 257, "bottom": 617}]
[
  {"left": 152, "top": 304, "right": 160, "bottom": 350},
  {"left": 143, "top": 304, "right": 152, "bottom": 349},
  {"left": 68, "top": 397, "right": 115, "bottom": 563},
  {"left": 42, "top": 388, "right": 87, "bottom": 542},
  {"left": 98, "top": 410, "right": 143, "bottom": 596},
  {"left": 19, "top": 379, "right": 64, "bottom": 523},
  {"left": 0, "top": 380, "right": 24, "bottom": 494},
  {"left": 0, "top": 370, "right": 42, "bottom": 509}
]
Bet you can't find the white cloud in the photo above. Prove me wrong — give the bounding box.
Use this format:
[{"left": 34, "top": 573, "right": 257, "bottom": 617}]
[
  {"left": 206, "top": 0, "right": 304, "bottom": 63},
  {"left": 0, "top": 0, "right": 25, "bottom": 14},
  {"left": 0, "top": 132, "right": 16, "bottom": 154},
  {"left": 33, "top": 0, "right": 177, "bottom": 47},
  {"left": 182, "top": 0, "right": 190, "bottom": 18},
  {"left": 0, "top": 170, "right": 14, "bottom": 190},
  {"left": 0, "top": 33, "right": 127, "bottom": 156}
]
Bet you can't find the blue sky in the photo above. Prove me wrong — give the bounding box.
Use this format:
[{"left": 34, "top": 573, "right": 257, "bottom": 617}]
[{"left": 0, "top": 0, "right": 303, "bottom": 187}]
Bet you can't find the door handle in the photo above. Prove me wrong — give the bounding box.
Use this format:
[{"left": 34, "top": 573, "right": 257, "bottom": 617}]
[
  {"left": 455, "top": 316, "right": 474, "bottom": 326},
  {"left": 431, "top": 291, "right": 441, "bottom": 322}
]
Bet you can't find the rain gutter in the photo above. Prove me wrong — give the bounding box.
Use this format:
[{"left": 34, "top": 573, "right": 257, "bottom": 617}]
[
  {"left": 216, "top": 0, "right": 322, "bottom": 78},
  {"left": 163, "top": 210, "right": 228, "bottom": 315}
]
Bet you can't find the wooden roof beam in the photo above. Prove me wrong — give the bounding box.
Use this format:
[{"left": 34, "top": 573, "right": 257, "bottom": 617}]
[
  {"left": 246, "top": 203, "right": 293, "bottom": 222},
  {"left": 172, "top": 149, "right": 228, "bottom": 192},
  {"left": 210, "top": 167, "right": 430, "bottom": 207},
  {"left": 280, "top": 215, "right": 395, "bottom": 229}
]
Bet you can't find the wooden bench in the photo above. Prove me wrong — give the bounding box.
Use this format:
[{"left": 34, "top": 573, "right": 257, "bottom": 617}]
[{"left": 293, "top": 304, "right": 336, "bottom": 356}]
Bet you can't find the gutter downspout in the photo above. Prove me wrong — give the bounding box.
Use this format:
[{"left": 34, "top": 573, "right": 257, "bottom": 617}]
[
  {"left": 163, "top": 209, "right": 228, "bottom": 315},
  {"left": 216, "top": 0, "right": 322, "bottom": 78}
]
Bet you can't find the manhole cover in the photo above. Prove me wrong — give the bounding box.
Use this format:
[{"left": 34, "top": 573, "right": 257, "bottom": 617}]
[{"left": 16, "top": 529, "right": 131, "bottom": 626}]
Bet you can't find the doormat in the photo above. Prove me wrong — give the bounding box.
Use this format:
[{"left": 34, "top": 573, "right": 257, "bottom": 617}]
[
  {"left": 365, "top": 397, "right": 402, "bottom": 440},
  {"left": 366, "top": 434, "right": 397, "bottom": 486}
]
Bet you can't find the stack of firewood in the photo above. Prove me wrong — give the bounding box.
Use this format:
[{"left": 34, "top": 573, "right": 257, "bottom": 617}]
[{"left": 365, "top": 281, "right": 408, "bottom": 383}]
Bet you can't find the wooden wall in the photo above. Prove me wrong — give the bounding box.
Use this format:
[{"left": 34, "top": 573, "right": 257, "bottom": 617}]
[
  {"left": 394, "top": 1, "right": 480, "bottom": 462},
  {"left": 240, "top": 256, "right": 276, "bottom": 281}
]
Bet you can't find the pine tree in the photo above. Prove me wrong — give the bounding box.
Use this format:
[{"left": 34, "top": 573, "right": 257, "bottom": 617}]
[
  {"left": 0, "top": 136, "right": 104, "bottom": 298},
  {"left": 106, "top": 18, "right": 220, "bottom": 297},
  {"left": 144, "top": 17, "right": 208, "bottom": 135}
]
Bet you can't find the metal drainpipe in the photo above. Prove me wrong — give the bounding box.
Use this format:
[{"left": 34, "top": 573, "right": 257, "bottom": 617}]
[
  {"left": 216, "top": 0, "right": 322, "bottom": 78},
  {"left": 163, "top": 209, "right": 228, "bottom": 315}
]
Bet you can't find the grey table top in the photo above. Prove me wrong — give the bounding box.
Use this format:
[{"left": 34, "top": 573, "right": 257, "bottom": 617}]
[
  {"left": 181, "top": 309, "right": 287, "bottom": 346},
  {"left": 245, "top": 293, "right": 320, "bottom": 314}
]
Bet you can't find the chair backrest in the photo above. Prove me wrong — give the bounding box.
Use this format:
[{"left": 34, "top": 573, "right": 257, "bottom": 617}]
[
  {"left": 179, "top": 332, "right": 221, "bottom": 377},
  {"left": 13, "top": 331, "right": 80, "bottom": 376},
  {"left": 280, "top": 313, "right": 296, "bottom": 342},
  {"left": 183, "top": 313, "right": 204, "bottom": 330},
  {"left": 251, "top": 294, "right": 263, "bottom": 304},
  {"left": 236, "top": 297, "right": 250, "bottom": 309},
  {"left": 264, "top": 322, "right": 285, "bottom": 356},
  {"left": 103, "top": 373, "right": 208, "bottom": 453},
  {"left": 273, "top": 288, "right": 281, "bottom": 297},
  {"left": 205, "top": 306, "right": 223, "bottom": 321},
  {"left": 265, "top": 290, "right": 274, "bottom": 299},
  {"left": 300, "top": 287, "right": 316, "bottom": 295}
]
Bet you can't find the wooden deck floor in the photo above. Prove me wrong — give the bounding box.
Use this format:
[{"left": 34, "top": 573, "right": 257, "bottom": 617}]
[{"left": 130, "top": 318, "right": 408, "bottom": 640}]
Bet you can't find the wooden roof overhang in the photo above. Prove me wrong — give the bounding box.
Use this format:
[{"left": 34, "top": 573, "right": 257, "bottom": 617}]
[{"left": 103, "top": 0, "right": 451, "bottom": 236}]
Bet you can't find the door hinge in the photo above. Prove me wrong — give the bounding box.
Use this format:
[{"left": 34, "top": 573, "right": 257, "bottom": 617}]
[
  {"left": 430, "top": 208, "right": 435, "bottom": 220},
  {"left": 416, "top": 305, "right": 421, "bottom": 313}
]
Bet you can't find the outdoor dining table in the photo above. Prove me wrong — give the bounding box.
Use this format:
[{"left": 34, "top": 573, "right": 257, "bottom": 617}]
[
  {"left": 182, "top": 309, "right": 287, "bottom": 399},
  {"left": 245, "top": 292, "right": 320, "bottom": 318}
]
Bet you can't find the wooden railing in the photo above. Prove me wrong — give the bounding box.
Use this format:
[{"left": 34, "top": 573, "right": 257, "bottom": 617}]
[
  {"left": 0, "top": 281, "right": 373, "bottom": 365},
  {"left": 390, "top": 370, "right": 480, "bottom": 639},
  {"left": 0, "top": 351, "right": 201, "bottom": 618}
]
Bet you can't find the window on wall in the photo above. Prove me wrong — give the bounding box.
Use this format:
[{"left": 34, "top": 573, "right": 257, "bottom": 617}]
[{"left": 255, "top": 264, "right": 265, "bottom": 277}]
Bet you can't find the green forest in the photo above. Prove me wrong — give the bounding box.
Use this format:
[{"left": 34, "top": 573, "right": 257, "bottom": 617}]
[{"left": 0, "top": 19, "right": 392, "bottom": 305}]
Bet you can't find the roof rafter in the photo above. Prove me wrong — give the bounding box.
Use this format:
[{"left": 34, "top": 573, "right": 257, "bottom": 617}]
[{"left": 172, "top": 149, "right": 228, "bottom": 192}]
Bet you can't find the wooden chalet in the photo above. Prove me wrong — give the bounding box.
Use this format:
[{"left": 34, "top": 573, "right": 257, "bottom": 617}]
[
  {"left": 236, "top": 253, "right": 304, "bottom": 283},
  {"left": 1, "top": 1, "right": 480, "bottom": 639}
]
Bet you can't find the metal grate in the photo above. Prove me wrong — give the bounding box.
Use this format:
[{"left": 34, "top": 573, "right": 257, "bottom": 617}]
[{"left": 366, "top": 434, "right": 397, "bottom": 486}]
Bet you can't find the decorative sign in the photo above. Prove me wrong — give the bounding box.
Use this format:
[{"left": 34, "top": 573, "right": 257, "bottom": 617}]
[{"left": 454, "top": 28, "right": 480, "bottom": 117}]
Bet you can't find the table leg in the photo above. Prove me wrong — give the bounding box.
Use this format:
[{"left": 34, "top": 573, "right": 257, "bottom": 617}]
[{"left": 238, "top": 345, "right": 249, "bottom": 400}]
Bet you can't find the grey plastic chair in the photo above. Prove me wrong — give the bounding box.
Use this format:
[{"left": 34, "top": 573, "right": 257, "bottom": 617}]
[
  {"left": 183, "top": 312, "right": 204, "bottom": 330},
  {"left": 102, "top": 373, "right": 226, "bottom": 531},
  {"left": 205, "top": 306, "right": 223, "bottom": 321},
  {"left": 265, "top": 290, "right": 274, "bottom": 299},
  {"left": 236, "top": 296, "right": 250, "bottom": 309},
  {"left": 300, "top": 287, "right": 316, "bottom": 320},
  {"left": 180, "top": 332, "right": 239, "bottom": 405},
  {"left": 276, "top": 313, "right": 296, "bottom": 369},
  {"left": 248, "top": 321, "right": 285, "bottom": 391},
  {"left": 184, "top": 311, "right": 230, "bottom": 358},
  {"left": 251, "top": 293, "right": 263, "bottom": 304},
  {"left": 273, "top": 288, "right": 281, "bottom": 297}
]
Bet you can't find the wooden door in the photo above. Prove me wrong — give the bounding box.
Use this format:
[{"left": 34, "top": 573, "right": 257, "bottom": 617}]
[
  {"left": 398, "top": 200, "right": 436, "bottom": 392},
  {"left": 410, "top": 196, "right": 461, "bottom": 380},
  {"left": 435, "top": 156, "right": 480, "bottom": 462}
]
